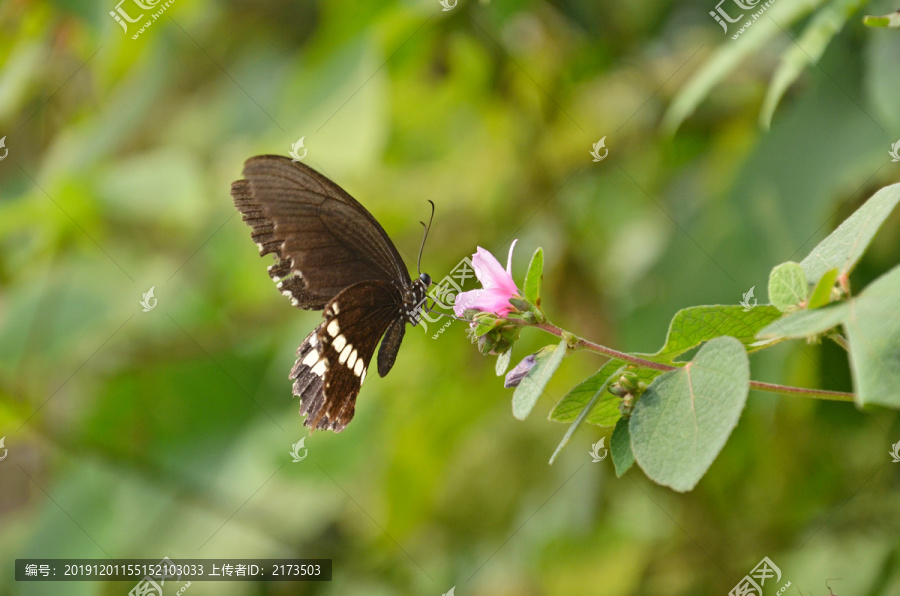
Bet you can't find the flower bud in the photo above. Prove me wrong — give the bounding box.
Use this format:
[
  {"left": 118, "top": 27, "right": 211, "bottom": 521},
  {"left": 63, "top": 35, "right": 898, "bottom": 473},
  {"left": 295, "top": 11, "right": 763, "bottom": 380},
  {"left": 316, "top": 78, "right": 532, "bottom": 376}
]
[{"left": 504, "top": 354, "right": 537, "bottom": 388}]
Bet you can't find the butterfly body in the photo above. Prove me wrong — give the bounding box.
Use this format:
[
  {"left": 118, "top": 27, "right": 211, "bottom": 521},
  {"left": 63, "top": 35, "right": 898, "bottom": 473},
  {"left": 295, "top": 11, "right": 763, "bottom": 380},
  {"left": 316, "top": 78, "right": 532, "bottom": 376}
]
[{"left": 232, "top": 156, "right": 430, "bottom": 432}]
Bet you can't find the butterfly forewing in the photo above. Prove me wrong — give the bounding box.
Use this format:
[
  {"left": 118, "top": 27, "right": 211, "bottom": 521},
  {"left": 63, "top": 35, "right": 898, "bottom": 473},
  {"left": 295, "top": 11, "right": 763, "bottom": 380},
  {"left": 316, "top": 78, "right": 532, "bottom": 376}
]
[
  {"left": 232, "top": 179, "right": 330, "bottom": 309},
  {"left": 240, "top": 156, "right": 411, "bottom": 295}
]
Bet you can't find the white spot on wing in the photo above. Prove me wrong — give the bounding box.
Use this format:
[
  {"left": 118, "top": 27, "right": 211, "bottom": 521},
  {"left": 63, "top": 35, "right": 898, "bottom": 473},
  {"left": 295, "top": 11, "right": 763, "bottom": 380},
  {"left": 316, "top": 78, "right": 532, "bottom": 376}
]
[
  {"left": 327, "top": 320, "right": 340, "bottom": 337},
  {"left": 333, "top": 334, "right": 346, "bottom": 353},
  {"left": 347, "top": 349, "right": 357, "bottom": 369},
  {"left": 338, "top": 343, "right": 352, "bottom": 364},
  {"left": 302, "top": 350, "right": 318, "bottom": 367},
  {"left": 353, "top": 360, "right": 364, "bottom": 377},
  {"left": 311, "top": 360, "right": 327, "bottom": 376}
]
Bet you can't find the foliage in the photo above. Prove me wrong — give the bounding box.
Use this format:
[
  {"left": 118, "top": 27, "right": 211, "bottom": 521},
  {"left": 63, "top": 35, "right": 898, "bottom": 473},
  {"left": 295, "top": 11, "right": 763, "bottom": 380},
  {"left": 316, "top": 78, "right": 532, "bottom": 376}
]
[{"left": 471, "top": 183, "right": 900, "bottom": 491}]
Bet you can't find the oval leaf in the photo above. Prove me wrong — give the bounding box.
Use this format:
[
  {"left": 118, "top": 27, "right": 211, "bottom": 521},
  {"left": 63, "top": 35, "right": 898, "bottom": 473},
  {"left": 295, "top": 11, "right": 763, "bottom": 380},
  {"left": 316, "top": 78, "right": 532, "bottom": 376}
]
[
  {"left": 642, "top": 305, "right": 782, "bottom": 363},
  {"left": 630, "top": 337, "right": 750, "bottom": 492},
  {"left": 495, "top": 348, "right": 513, "bottom": 376},
  {"left": 800, "top": 183, "right": 900, "bottom": 284},
  {"left": 523, "top": 247, "right": 544, "bottom": 305},
  {"left": 512, "top": 340, "right": 567, "bottom": 420},
  {"left": 842, "top": 265, "right": 900, "bottom": 407},
  {"left": 768, "top": 261, "right": 809, "bottom": 312},
  {"left": 808, "top": 267, "right": 839, "bottom": 309},
  {"left": 549, "top": 362, "right": 661, "bottom": 427},
  {"left": 757, "top": 303, "right": 848, "bottom": 340},
  {"left": 610, "top": 417, "right": 634, "bottom": 477}
]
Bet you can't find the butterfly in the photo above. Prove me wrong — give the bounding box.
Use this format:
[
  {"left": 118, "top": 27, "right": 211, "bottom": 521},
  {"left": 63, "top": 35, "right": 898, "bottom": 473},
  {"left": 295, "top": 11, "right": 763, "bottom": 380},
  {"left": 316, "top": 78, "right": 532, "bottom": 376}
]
[{"left": 232, "top": 156, "right": 433, "bottom": 432}]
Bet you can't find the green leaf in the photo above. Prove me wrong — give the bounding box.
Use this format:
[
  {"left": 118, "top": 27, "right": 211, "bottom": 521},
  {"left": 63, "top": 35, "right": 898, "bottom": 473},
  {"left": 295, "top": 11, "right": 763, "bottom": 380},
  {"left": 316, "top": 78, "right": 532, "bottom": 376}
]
[
  {"left": 610, "top": 417, "right": 634, "bottom": 477},
  {"left": 549, "top": 362, "right": 661, "bottom": 427},
  {"left": 757, "top": 303, "right": 849, "bottom": 340},
  {"left": 523, "top": 247, "right": 544, "bottom": 305},
  {"left": 662, "top": 0, "right": 826, "bottom": 135},
  {"left": 630, "top": 337, "right": 750, "bottom": 492},
  {"left": 512, "top": 340, "right": 567, "bottom": 421},
  {"left": 642, "top": 305, "right": 782, "bottom": 363},
  {"left": 548, "top": 365, "right": 624, "bottom": 465},
  {"left": 759, "top": 265, "right": 900, "bottom": 407},
  {"left": 768, "top": 261, "right": 809, "bottom": 311},
  {"left": 808, "top": 267, "right": 839, "bottom": 309},
  {"left": 760, "top": 0, "right": 864, "bottom": 128},
  {"left": 800, "top": 183, "right": 900, "bottom": 284},
  {"left": 474, "top": 322, "right": 493, "bottom": 337},
  {"left": 495, "top": 348, "right": 512, "bottom": 376},
  {"left": 842, "top": 265, "right": 900, "bottom": 407},
  {"left": 863, "top": 11, "right": 900, "bottom": 27},
  {"left": 508, "top": 298, "right": 532, "bottom": 312}
]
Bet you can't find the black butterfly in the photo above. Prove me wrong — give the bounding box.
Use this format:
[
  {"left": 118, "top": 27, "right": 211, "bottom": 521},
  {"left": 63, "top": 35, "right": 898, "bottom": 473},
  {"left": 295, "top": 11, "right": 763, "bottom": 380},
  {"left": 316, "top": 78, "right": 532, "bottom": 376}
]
[{"left": 231, "top": 156, "right": 432, "bottom": 432}]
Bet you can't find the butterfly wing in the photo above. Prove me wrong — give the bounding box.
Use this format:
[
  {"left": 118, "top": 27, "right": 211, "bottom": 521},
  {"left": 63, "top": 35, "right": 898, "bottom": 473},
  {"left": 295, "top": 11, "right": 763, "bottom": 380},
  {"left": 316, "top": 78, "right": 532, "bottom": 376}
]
[
  {"left": 376, "top": 318, "right": 406, "bottom": 378},
  {"left": 232, "top": 179, "right": 330, "bottom": 309},
  {"left": 289, "top": 279, "right": 404, "bottom": 432},
  {"left": 236, "top": 156, "right": 412, "bottom": 298}
]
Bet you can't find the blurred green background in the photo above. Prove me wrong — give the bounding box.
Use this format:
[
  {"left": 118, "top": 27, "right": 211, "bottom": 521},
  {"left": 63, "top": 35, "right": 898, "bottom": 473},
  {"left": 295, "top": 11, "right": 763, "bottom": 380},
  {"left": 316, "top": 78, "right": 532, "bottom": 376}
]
[{"left": 2, "top": 0, "right": 900, "bottom": 594}]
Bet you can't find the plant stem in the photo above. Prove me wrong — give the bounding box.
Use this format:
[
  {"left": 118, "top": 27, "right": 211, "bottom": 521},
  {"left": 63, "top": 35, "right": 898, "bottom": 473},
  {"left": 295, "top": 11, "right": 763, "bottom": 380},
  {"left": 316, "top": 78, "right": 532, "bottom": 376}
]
[
  {"left": 828, "top": 332, "right": 850, "bottom": 351},
  {"left": 535, "top": 321, "right": 856, "bottom": 402}
]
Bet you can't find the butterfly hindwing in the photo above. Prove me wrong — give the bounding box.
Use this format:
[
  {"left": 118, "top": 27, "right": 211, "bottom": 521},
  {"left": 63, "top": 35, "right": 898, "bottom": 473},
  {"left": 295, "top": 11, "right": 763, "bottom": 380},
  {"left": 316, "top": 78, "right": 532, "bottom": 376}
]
[{"left": 289, "top": 280, "right": 403, "bottom": 432}]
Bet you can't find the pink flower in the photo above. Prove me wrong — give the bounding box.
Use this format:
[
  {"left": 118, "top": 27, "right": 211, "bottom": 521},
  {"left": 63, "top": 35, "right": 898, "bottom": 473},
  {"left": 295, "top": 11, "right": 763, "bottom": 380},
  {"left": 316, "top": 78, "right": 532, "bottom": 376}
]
[{"left": 454, "top": 240, "right": 521, "bottom": 317}]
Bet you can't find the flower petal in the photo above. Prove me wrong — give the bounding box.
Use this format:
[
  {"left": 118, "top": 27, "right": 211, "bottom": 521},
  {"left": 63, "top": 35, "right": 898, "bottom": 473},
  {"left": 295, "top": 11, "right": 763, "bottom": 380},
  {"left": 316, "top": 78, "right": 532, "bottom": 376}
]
[
  {"left": 506, "top": 239, "right": 518, "bottom": 274},
  {"left": 454, "top": 288, "right": 517, "bottom": 317},
  {"left": 471, "top": 246, "right": 509, "bottom": 290}
]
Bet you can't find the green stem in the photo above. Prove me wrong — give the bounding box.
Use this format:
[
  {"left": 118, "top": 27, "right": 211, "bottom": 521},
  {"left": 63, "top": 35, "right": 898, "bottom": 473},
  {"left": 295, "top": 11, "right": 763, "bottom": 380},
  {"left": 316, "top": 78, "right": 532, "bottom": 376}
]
[
  {"left": 828, "top": 332, "right": 850, "bottom": 351},
  {"left": 535, "top": 321, "right": 856, "bottom": 403}
]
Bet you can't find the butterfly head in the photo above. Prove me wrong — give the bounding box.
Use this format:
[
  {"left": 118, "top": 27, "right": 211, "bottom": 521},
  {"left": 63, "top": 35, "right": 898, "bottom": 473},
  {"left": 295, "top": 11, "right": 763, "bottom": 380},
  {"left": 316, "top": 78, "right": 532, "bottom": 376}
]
[{"left": 418, "top": 272, "right": 432, "bottom": 288}]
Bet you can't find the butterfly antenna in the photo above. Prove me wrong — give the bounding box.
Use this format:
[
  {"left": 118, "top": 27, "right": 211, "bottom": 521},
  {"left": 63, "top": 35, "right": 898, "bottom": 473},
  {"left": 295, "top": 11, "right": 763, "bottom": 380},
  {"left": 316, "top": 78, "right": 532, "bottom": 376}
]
[{"left": 416, "top": 200, "right": 435, "bottom": 275}]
